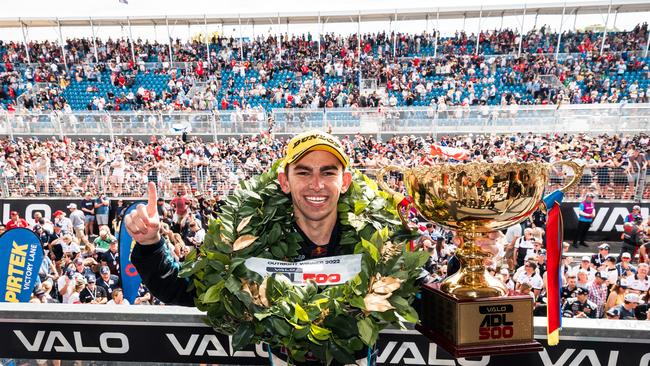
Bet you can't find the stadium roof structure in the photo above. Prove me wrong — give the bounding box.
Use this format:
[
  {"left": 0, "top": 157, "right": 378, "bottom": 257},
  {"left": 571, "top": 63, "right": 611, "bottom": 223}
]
[{"left": 1, "top": 0, "right": 649, "bottom": 28}]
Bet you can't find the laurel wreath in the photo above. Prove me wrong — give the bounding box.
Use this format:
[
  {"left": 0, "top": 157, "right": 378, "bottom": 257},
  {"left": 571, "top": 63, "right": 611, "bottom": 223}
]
[{"left": 179, "top": 161, "right": 426, "bottom": 365}]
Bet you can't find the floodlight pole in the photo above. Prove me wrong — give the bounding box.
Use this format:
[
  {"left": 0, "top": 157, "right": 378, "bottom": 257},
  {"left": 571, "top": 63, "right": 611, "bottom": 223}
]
[
  {"left": 600, "top": 0, "right": 612, "bottom": 55},
  {"left": 573, "top": 9, "right": 579, "bottom": 31},
  {"left": 317, "top": 13, "right": 321, "bottom": 60},
  {"left": 19, "top": 20, "right": 31, "bottom": 64},
  {"left": 517, "top": 5, "right": 526, "bottom": 57},
  {"left": 555, "top": 3, "right": 565, "bottom": 59},
  {"left": 166, "top": 16, "right": 173, "bottom": 63},
  {"left": 90, "top": 17, "right": 99, "bottom": 63},
  {"left": 127, "top": 17, "right": 136, "bottom": 63},
  {"left": 500, "top": 11, "right": 505, "bottom": 31},
  {"left": 238, "top": 14, "right": 243, "bottom": 60},
  {"left": 475, "top": 6, "right": 482, "bottom": 56},
  {"left": 204, "top": 15, "right": 210, "bottom": 66},
  {"left": 434, "top": 8, "right": 439, "bottom": 58},
  {"left": 56, "top": 18, "right": 68, "bottom": 70}
]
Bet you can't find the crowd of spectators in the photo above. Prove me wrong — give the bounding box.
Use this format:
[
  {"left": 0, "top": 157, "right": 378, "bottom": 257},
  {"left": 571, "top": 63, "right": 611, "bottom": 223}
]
[
  {"left": 0, "top": 131, "right": 647, "bottom": 199},
  {"left": 1, "top": 23, "right": 648, "bottom": 113}
]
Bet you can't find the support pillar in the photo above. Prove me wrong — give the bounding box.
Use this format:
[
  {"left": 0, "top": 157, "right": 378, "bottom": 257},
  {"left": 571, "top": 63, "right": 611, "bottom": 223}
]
[
  {"left": 600, "top": 0, "right": 612, "bottom": 55},
  {"left": 90, "top": 18, "right": 99, "bottom": 63},
  {"left": 56, "top": 18, "right": 68, "bottom": 70},
  {"left": 517, "top": 5, "right": 526, "bottom": 57},
  {"left": 475, "top": 6, "right": 482, "bottom": 56},
  {"left": 556, "top": 4, "right": 565, "bottom": 59},
  {"left": 166, "top": 16, "right": 173, "bottom": 63},
  {"left": 20, "top": 20, "right": 31, "bottom": 64},
  {"left": 127, "top": 17, "right": 136, "bottom": 63}
]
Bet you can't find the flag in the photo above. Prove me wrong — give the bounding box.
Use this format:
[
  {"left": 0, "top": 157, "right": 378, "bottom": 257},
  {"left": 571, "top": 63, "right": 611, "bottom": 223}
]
[
  {"left": 0, "top": 228, "right": 44, "bottom": 303},
  {"left": 543, "top": 189, "right": 564, "bottom": 346},
  {"left": 119, "top": 0, "right": 128, "bottom": 4},
  {"left": 430, "top": 144, "right": 470, "bottom": 161},
  {"left": 119, "top": 202, "right": 143, "bottom": 304}
]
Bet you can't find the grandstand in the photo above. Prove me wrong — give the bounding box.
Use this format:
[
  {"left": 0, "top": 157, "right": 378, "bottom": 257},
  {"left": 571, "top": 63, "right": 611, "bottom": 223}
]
[{"left": 0, "top": 5, "right": 649, "bottom": 366}]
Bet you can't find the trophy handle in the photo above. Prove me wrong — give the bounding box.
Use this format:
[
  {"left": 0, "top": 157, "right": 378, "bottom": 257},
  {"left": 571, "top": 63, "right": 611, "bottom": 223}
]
[
  {"left": 376, "top": 166, "right": 405, "bottom": 201},
  {"left": 552, "top": 160, "right": 584, "bottom": 193},
  {"left": 376, "top": 166, "right": 411, "bottom": 228}
]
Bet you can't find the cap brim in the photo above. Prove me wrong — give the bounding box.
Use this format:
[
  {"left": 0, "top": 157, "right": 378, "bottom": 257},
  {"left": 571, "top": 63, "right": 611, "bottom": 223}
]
[{"left": 283, "top": 144, "right": 348, "bottom": 169}]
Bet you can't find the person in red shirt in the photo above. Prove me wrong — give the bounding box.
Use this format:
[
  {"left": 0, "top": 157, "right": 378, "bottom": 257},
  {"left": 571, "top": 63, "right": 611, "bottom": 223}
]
[{"left": 6, "top": 211, "right": 28, "bottom": 230}]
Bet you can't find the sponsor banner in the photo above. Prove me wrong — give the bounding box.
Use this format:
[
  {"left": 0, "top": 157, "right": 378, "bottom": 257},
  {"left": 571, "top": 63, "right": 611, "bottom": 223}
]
[
  {"left": 0, "top": 229, "right": 43, "bottom": 303},
  {"left": 1, "top": 320, "right": 650, "bottom": 365},
  {"left": 0, "top": 199, "right": 135, "bottom": 231},
  {"left": 244, "top": 254, "right": 362, "bottom": 285},
  {"left": 560, "top": 204, "right": 649, "bottom": 241},
  {"left": 118, "top": 203, "right": 143, "bottom": 304}
]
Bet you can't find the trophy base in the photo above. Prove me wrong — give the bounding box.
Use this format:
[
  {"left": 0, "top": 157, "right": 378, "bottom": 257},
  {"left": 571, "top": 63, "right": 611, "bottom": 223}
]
[{"left": 416, "top": 284, "right": 543, "bottom": 358}]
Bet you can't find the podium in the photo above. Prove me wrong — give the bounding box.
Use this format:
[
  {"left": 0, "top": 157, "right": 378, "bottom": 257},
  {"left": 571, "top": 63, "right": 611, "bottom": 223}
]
[{"left": 416, "top": 283, "right": 543, "bottom": 358}]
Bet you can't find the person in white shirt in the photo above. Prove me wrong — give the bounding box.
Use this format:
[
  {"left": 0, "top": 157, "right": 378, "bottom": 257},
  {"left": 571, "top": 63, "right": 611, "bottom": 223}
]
[
  {"left": 514, "top": 260, "right": 544, "bottom": 297},
  {"left": 107, "top": 288, "right": 130, "bottom": 305}
]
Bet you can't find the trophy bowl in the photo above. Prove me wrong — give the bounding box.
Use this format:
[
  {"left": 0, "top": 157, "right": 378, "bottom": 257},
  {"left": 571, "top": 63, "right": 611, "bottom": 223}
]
[{"left": 377, "top": 161, "right": 582, "bottom": 299}]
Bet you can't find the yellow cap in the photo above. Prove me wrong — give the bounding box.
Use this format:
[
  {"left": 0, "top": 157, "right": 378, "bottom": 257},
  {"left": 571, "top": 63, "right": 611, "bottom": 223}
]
[{"left": 282, "top": 130, "right": 349, "bottom": 169}]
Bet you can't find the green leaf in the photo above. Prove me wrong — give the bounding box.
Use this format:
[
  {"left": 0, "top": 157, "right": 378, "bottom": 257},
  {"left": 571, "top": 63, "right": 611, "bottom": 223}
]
[
  {"left": 269, "top": 317, "right": 291, "bottom": 337},
  {"left": 323, "top": 315, "right": 358, "bottom": 339},
  {"left": 203, "top": 280, "right": 225, "bottom": 304},
  {"left": 354, "top": 200, "right": 368, "bottom": 215},
  {"left": 360, "top": 238, "right": 380, "bottom": 263},
  {"left": 357, "top": 317, "right": 378, "bottom": 346},
  {"left": 330, "top": 340, "right": 356, "bottom": 364},
  {"left": 403, "top": 250, "right": 430, "bottom": 270},
  {"left": 294, "top": 303, "right": 309, "bottom": 322},
  {"left": 309, "top": 324, "right": 332, "bottom": 341},
  {"left": 232, "top": 322, "right": 254, "bottom": 350}
]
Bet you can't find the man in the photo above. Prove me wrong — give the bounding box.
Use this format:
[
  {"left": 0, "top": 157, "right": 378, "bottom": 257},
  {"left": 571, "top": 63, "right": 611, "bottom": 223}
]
[
  {"left": 93, "top": 228, "right": 116, "bottom": 253},
  {"left": 97, "top": 265, "right": 120, "bottom": 297},
  {"left": 67, "top": 203, "right": 89, "bottom": 247},
  {"left": 573, "top": 255, "right": 597, "bottom": 281},
  {"left": 591, "top": 243, "right": 610, "bottom": 268},
  {"left": 562, "top": 288, "right": 597, "bottom": 318},
  {"left": 95, "top": 192, "right": 111, "bottom": 228},
  {"left": 126, "top": 131, "right": 499, "bottom": 366},
  {"left": 587, "top": 271, "right": 609, "bottom": 318},
  {"left": 624, "top": 262, "right": 650, "bottom": 292},
  {"left": 561, "top": 274, "right": 579, "bottom": 306},
  {"left": 107, "top": 288, "right": 130, "bottom": 305},
  {"left": 513, "top": 260, "right": 544, "bottom": 298},
  {"left": 79, "top": 274, "right": 108, "bottom": 304},
  {"left": 72, "top": 257, "right": 94, "bottom": 279},
  {"left": 80, "top": 191, "right": 96, "bottom": 237},
  {"left": 617, "top": 252, "right": 637, "bottom": 277},
  {"left": 101, "top": 240, "right": 120, "bottom": 276},
  {"left": 608, "top": 293, "right": 641, "bottom": 320},
  {"left": 53, "top": 210, "right": 73, "bottom": 234},
  {"left": 5, "top": 211, "right": 28, "bottom": 230}
]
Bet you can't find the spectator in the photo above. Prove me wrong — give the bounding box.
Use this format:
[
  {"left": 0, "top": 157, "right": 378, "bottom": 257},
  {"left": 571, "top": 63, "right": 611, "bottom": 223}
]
[
  {"left": 80, "top": 191, "right": 96, "bottom": 237},
  {"left": 573, "top": 193, "right": 595, "bottom": 248},
  {"left": 67, "top": 203, "right": 89, "bottom": 248},
  {"left": 79, "top": 274, "right": 108, "bottom": 304},
  {"left": 592, "top": 243, "right": 611, "bottom": 268},
  {"left": 587, "top": 271, "right": 609, "bottom": 318},
  {"left": 100, "top": 240, "right": 120, "bottom": 276},
  {"left": 608, "top": 293, "right": 641, "bottom": 320},
  {"left": 93, "top": 228, "right": 116, "bottom": 253},
  {"left": 563, "top": 287, "right": 597, "bottom": 318},
  {"left": 95, "top": 192, "right": 111, "bottom": 228},
  {"left": 107, "top": 288, "right": 130, "bottom": 305},
  {"left": 5, "top": 211, "right": 28, "bottom": 230},
  {"left": 97, "top": 265, "right": 120, "bottom": 297}
]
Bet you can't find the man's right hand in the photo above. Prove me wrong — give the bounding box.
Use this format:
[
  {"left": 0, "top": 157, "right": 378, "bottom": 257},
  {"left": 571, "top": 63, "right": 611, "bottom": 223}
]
[{"left": 124, "top": 182, "right": 161, "bottom": 245}]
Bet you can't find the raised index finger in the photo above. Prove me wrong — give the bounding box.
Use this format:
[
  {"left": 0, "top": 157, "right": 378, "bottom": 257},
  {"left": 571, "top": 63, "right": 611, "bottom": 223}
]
[{"left": 146, "top": 181, "right": 158, "bottom": 218}]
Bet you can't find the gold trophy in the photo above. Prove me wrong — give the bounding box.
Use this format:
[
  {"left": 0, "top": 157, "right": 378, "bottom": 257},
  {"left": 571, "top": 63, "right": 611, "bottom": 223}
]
[{"left": 377, "top": 161, "right": 582, "bottom": 357}]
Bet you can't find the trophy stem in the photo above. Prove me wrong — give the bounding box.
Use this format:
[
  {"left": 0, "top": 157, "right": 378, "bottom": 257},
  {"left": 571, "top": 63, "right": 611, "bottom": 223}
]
[{"left": 440, "top": 231, "right": 507, "bottom": 299}]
